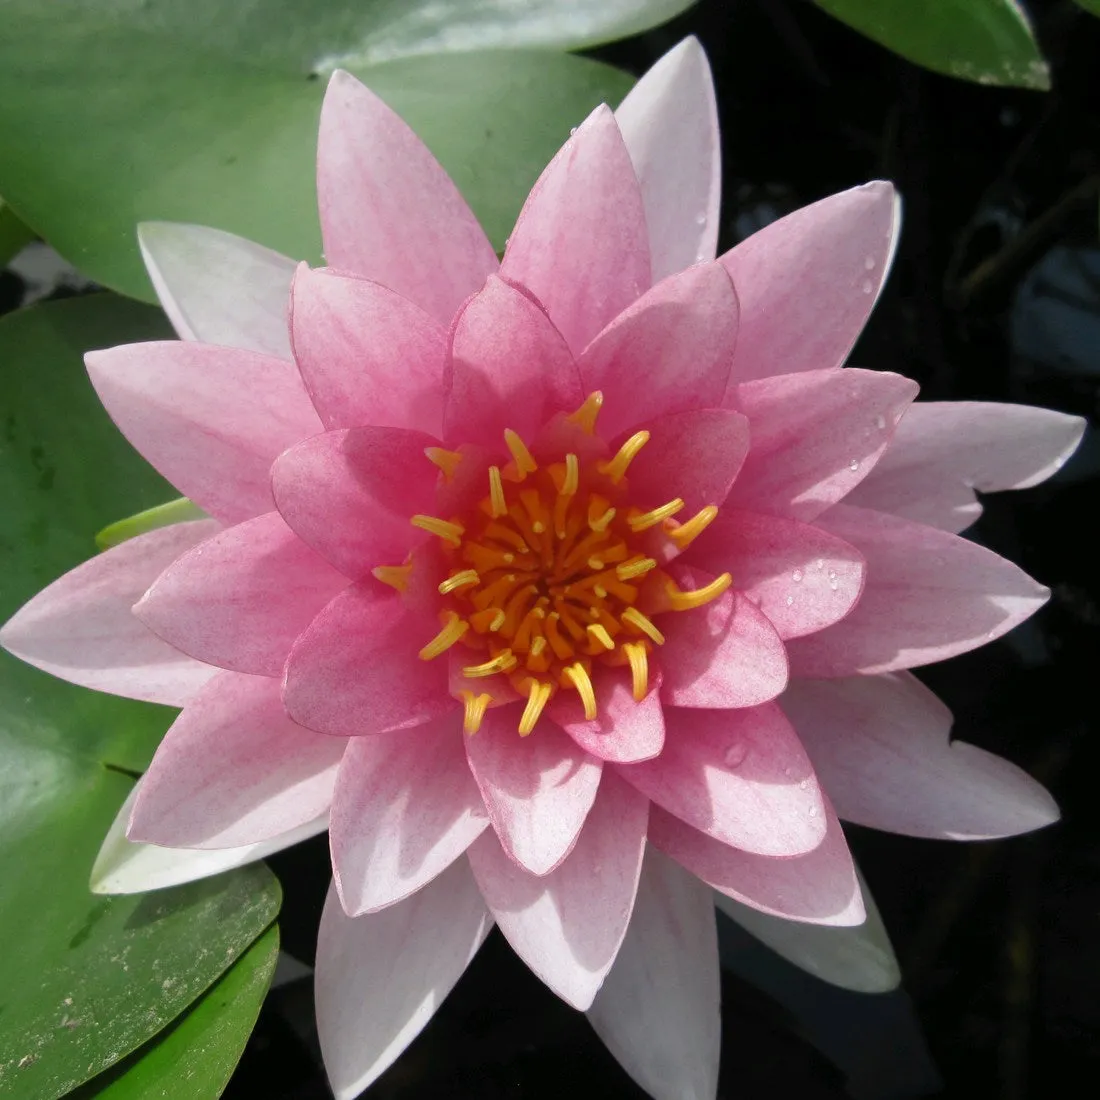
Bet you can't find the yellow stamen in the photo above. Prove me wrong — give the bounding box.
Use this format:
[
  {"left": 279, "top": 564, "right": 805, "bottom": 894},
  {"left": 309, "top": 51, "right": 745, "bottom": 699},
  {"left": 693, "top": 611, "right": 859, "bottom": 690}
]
[
  {"left": 518, "top": 680, "right": 553, "bottom": 736},
  {"left": 562, "top": 662, "right": 597, "bottom": 720},
  {"left": 438, "top": 569, "right": 479, "bottom": 595},
  {"left": 504, "top": 429, "right": 538, "bottom": 478},
  {"left": 587, "top": 493, "right": 616, "bottom": 533},
  {"left": 470, "top": 607, "right": 507, "bottom": 633},
  {"left": 599, "top": 431, "right": 649, "bottom": 484},
  {"left": 463, "top": 650, "right": 518, "bottom": 678},
  {"left": 587, "top": 556, "right": 605, "bottom": 571},
  {"left": 459, "top": 691, "right": 492, "bottom": 735},
  {"left": 419, "top": 613, "right": 469, "bottom": 660},
  {"left": 561, "top": 453, "right": 579, "bottom": 497},
  {"left": 372, "top": 563, "right": 412, "bottom": 593},
  {"left": 568, "top": 390, "right": 603, "bottom": 434},
  {"left": 483, "top": 522, "right": 529, "bottom": 553},
  {"left": 628, "top": 498, "right": 684, "bottom": 532},
  {"left": 665, "top": 572, "right": 733, "bottom": 610},
  {"left": 616, "top": 556, "right": 657, "bottom": 581},
  {"left": 623, "top": 642, "right": 649, "bottom": 701},
  {"left": 488, "top": 466, "right": 507, "bottom": 518},
  {"left": 666, "top": 505, "right": 719, "bottom": 550},
  {"left": 425, "top": 447, "right": 463, "bottom": 480},
  {"left": 544, "top": 613, "right": 574, "bottom": 660},
  {"left": 411, "top": 514, "right": 464, "bottom": 546},
  {"left": 529, "top": 635, "right": 548, "bottom": 658},
  {"left": 586, "top": 623, "right": 615, "bottom": 652},
  {"left": 463, "top": 542, "right": 515, "bottom": 572},
  {"left": 622, "top": 607, "right": 665, "bottom": 645}
]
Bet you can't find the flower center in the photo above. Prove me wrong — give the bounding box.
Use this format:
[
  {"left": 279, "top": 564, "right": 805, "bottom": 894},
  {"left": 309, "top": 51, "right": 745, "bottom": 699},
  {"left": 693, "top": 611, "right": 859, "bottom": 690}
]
[{"left": 374, "top": 393, "right": 731, "bottom": 737}]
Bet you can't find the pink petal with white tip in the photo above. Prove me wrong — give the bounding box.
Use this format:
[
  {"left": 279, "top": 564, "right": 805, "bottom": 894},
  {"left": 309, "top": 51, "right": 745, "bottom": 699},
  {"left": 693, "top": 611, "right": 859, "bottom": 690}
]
[
  {"left": 317, "top": 70, "right": 498, "bottom": 325},
  {"left": 468, "top": 770, "right": 647, "bottom": 1010},
  {"left": 781, "top": 673, "right": 1060, "bottom": 839}
]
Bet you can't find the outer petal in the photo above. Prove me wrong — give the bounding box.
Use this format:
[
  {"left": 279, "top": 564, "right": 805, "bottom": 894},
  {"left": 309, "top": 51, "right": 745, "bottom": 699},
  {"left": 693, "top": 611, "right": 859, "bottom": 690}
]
[
  {"left": 129, "top": 672, "right": 345, "bottom": 848},
  {"left": 726, "top": 368, "right": 918, "bottom": 522},
  {"left": 316, "top": 865, "right": 492, "bottom": 1100},
  {"left": 651, "top": 803, "right": 864, "bottom": 926},
  {"left": 467, "top": 771, "right": 647, "bottom": 1010},
  {"left": 465, "top": 704, "right": 603, "bottom": 875},
  {"left": 781, "top": 673, "right": 1059, "bottom": 839},
  {"left": 499, "top": 105, "right": 650, "bottom": 355},
  {"left": 615, "top": 36, "right": 720, "bottom": 280},
  {"left": 445, "top": 274, "right": 584, "bottom": 443},
  {"left": 317, "top": 70, "right": 498, "bottom": 325},
  {"left": 685, "top": 508, "right": 865, "bottom": 640},
  {"left": 138, "top": 222, "right": 296, "bottom": 358},
  {"left": 330, "top": 714, "right": 489, "bottom": 915},
  {"left": 844, "top": 401, "right": 1087, "bottom": 532},
  {"left": 721, "top": 181, "right": 900, "bottom": 382},
  {"left": 135, "top": 513, "right": 348, "bottom": 677},
  {"left": 785, "top": 505, "right": 1049, "bottom": 676},
  {"left": 617, "top": 704, "right": 827, "bottom": 857},
  {"left": 0, "top": 520, "right": 219, "bottom": 706},
  {"left": 577, "top": 262, "right": 739, "bottom": 440},
  {"left": 283, "top": 581, "right": 457, "bottom": 737},
  {"left": 271, "top": 426, "right": 440, "bottom": 579},
  {"left": 86, "top": 343, "right": 322, "bottom": 524},
  {"left": 587, "top": 848, "right": 720, "bottom": 1100},
  {"left": 289, "top": 266, "right": 448, "bottom": 433},
  {"left": 92, "top": 782, "right": 328, "bottom": 895}
]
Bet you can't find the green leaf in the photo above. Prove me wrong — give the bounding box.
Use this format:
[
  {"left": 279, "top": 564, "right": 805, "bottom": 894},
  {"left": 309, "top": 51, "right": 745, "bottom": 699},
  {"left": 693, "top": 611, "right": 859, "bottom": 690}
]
[
  {"left": 0, "top": 197, "right": 34, "bottom": 267},
  {"left": 1074, "top": 0, "right": 1100, "bottom": 17},
  {"left": 0, "top": 2, "right": 635, "bottom": 301},
  {"left": 814, "top": 0, "right": 1050, "bottom": 90},
  {"left": 0, "top": 295, "right": 281, "bottom": 1100},
  {"left": 96, "top": 499, "right": 208, "bottom": 551},
  {"left": 70, "top": 926, "right": 279, "bottom": 1100}
]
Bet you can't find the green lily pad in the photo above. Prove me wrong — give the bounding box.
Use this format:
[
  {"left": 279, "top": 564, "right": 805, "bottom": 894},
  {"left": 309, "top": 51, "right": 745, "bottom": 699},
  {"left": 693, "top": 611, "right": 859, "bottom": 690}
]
[
  {"left": 0, "top": 2, "right": 636, "bottom": 301},
  {"left": 0, "top": 198, "right": 34, "bottom": 267},
  {"left": 815, "top": 0, "right": 1050, "bottom": 90}
]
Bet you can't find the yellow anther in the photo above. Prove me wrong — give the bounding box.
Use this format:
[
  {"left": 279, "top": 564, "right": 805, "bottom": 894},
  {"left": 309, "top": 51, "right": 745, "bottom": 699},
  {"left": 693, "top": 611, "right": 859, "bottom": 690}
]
[
  {"left": 463, "top": 650, "right": 518, "bottom": 678},
  {"left": 587, "top": 493, "right": 616, "bottom": 532},
  {"left": 418, "top": 613, "right": 469, "bottom": 660},
  {"left": 599, "top": 431, "right": 649, "bottom": 484},
  {"left": 518, "top": 679, "right": 553, "bottom": 736},
  {"left": 371, "top": 563, "right": 412, "bottom": 593},
  {"left": 519, "top": 490, "right": 548, "bottom": 535},
  {"left": 488, "top": 466, "right": 507, "bottom": 518},
  {"left": 529, "top": 635, "right": 547, "bottom": 658},
  {"left": 594, "top": 584, "right": 608, "bottom": 599},
  {"left": 425, "top": 447, "right": 463, "bottom": 481},
  {"left": 587, "top": 556, "right": 605, "bottom": 571},
  {"left": 504, "top": 429, "right": 538, "bottom": 477},
  {"left": 586, "top": 623, "right": 615, "bottom": 652},
  {"left": 667, "top": 505, "right": 719, "bottom": 550},
  {"left": 628, "top": 498, "right": 684, "bottom": 532},
  {"left": 459, "top": 690, "right": 492, "bottom": 735},
  {"left": 470, "top": 607, "right": 507, "bottom": 633},
  {"left": 665, "top": 572, "right": 733, "bottom": 611},
  {"left": 568, "top": 390, "right": 603, "bottom": 434},
  {"left": 411, "top": 515, "right": 464, "bottom": 546},
  {"left": 438, "top": 569, "right": 479, "bottom": 595},
  {"left": 623, "top": 642, "right": 649, "bottom": 701},
  {"left": 622, "top": 607, "right": 665, "bottom": 645},
  {"left": 562, "top": 662, "right": 597, "bottom": 720},
  {"left": 616, "top": 556, "right": 657, "bottom": 581},
  {"left": 561, "top": 453, "right": 579, "bottom": 497}
]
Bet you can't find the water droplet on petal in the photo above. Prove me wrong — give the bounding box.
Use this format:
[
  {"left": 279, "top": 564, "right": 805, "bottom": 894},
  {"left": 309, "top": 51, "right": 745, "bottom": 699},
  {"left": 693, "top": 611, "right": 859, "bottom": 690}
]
[
  {"left": 798, "top": 779, "right": 808, "bottom": 790},
  {"left": 864, "top": 256, "right": 876, "bottom": 271},
  {"left": 694, "top": 212, "right": 708, "bottom": 226},
  {"left": 808, "top": 805, "right": 819, "bottom": 817},
  {"left": 792, "top": 569, "right": 803, "bottom": 583},
  {"left": 828, "top": 570, "right": 837, "bottom": 581},
  {"left": 829, "top": 577, "right": 839, "bottom": 591},
  {"left": 848, "top": 459, "right": 860, "bottom": 472},
  {"left": 815, "top": 559, "right": 825, "bottom": 571},
  {"left": 784, "top": 766, "right": 793, "bottom": 778},
  {"left": 785, "top": 594, "right": 794, "bottom": 607},
  {"left": 861, "top": 279, "right": 874, "bottom": 294},
  {"left": 724, "top": 741, "right": 748, "bottom": 768},
  {"left": 875, "top": 414, "right": 887, "bottom": 430},
  {"left": 569, "top": 127, "right": 577, "bottom": 136}
]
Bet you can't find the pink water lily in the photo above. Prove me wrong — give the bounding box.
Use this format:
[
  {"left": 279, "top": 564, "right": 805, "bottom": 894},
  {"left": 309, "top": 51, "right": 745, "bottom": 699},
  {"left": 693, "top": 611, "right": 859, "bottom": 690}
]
[{"left": 1, "top": 37, "right": 1083, "bottom": 1100}]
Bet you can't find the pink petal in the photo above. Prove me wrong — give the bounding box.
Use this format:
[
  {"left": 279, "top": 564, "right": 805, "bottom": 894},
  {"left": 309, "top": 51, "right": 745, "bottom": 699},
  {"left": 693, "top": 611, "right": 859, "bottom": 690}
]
[
  {"left": 445, "top": 274, "right": 584, "bottom": 444},
  {"left": 317, "top": 70, "right": 498, "bottom": 326},
  {"left": 844, "top": 401, "right": 1087, "bottom": 532},
  {"left": 726, "top": 367, "right": 918, "bottom": 522},
  {"left": 685, "top": 508, "right": 866, "bottom": 639},
  {"left": 587, "top": 848, "right": 719, "bottom": 1100},
  {"left": 615, "top": 37, "right": 721, "bottom": 280},
  {"left": 577, "top": 261, "right": 738, "bottom": 440},
  {"left": 550, "top": 666, "right": 665, "bottom": 764},
  {"left": 330, "top": 714, "right": 489, "bottom": 915},
  {"left": 86, "top": 343, "right": 322, "bottom": 524},
  {"left": 128, "top": 671, "right": 345, "bottom": 848},
  {"left": 465, "top": 704, "right": 603, "bottom": 875},
  {"left": 658, "top": 572, "right": 789, "bottom": 709},
  {"left": 135, "top": 513, "right": 348, "bottom": 678},
  {"left": 499, "top": 105, "right": 650, "bottom": 355},
  {"left": 288, "top": 265, "right": 448, "bottom": 433},
  {"left": 781, "top": 673, "right": 1060, "bottom": 839},
  {"left": 316, "top": 865, "right": 492, "bottom": 1100},
  {"left": 0, "top": 520, "right": 220, "bottom": 706},
  {"left": 617, "top": 704, "right": 827, "bottom": 857},
  {"left": 467, "top": 771, "right": 647, "bottom": 1009},
  {"left": 650, "top": 802, "right": 864, "bottom": 926},
  {"left": 271, "top": 426, "right": 440, "bottom": 579},
  {"left": 785, "top": 504, "right": 1049, "bottom": 676},
  {"left": 283, "top": 580, "right": 457, "bottom": 737},
  {"left": 722, "top": 181, "right": 900, "bottom": 382},
  {"left": 137, "top": 222, "right": 296, "bottom": 359}
]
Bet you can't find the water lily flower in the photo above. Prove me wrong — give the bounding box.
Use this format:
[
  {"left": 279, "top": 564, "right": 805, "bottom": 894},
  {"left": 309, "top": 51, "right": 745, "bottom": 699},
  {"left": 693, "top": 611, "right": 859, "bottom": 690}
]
[{"left": 1, "top": 37, "right": 1083, "bottom": 1100}]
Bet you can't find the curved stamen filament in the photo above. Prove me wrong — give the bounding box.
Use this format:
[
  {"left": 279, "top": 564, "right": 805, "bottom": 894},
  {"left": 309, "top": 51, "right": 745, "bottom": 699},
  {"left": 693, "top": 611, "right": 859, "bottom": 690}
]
[
  {"left": 665, "top": 572, "right": 733, "bottom": 610},
  {"left": 622, "top": 607, "right": 665, "bottom": 645},
  {"left": 425, "top": 447, "right": 463, "bottom": 480},
  {"left": 488, "top": 467, "right": 507, "bottom": 517},
  {"left": 411, "top": 514, "right": 464, "bottom": 545},
  {"left": 599, "top": 431, "right": 649, "bottom": 484},
  {"left": 463, "top": 650, "right": 518, "bottom": 678},
  {"left": 372, "top": 563, "right": 412, "bottom": 593},
  {"left": 568, "top": 391, "right": 603, "bottom": 434},
  {"left": 439, "top": 570, "right": 479, "bottom": 595},
  {"left": 562, "top": 662, "right": 597, "bottom": 720},
  {"left": 518, "top": 679, "right": 553, "bottom": 736},
  {"left": 586, "top": 623, "right": 615, "bottom": 652},
  {"left": 623, "top": 642, "right": 649, "bottom": 701},
  {"left": 459, "top": 690, "right": 492, "bottom": 735},
  {"left": 666, "top": 505, "right": 718, "bottom": 550},
  {"left": 616, "top": 556, "right": 657, "bottom": 581},
  {"left": 504, "top": 429, "right": 538, "bottom": 478},
  {"left": 419, "top": 613, "right": 469, "bottom": 660},
  {"left": 629, "top": 498, "right": 684, "bottom": 532}
]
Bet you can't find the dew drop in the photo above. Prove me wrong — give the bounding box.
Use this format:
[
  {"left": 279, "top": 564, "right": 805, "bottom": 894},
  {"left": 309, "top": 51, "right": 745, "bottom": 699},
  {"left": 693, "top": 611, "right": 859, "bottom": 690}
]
[
  {"left": 815, "top": 558, "right": 825, "bottom": 571},
  {"left": 864, "top": 256, "right": 876, "bottom": 271},
  {"left": 569, "top": 126, "right": 577, "bottom": 136},
  {"left": 828, "top": 570, "right": 837, "bottom": 581},
  {"left": 808, "top": 805, "right": 819, "bottom": 818},
  {"left": 861, "top": 279, "right": 874, "bottom": 294},
  {"left": 724, "top": 742, "right": 748, "bottom": 768},
  {"left": 694, "top": 212, "right": 708, "bottom": 226},
  {"left": 848, "top": 458, "right": 860, "bottom": 472},
  {"left": 785, "top": 594, "right": 794, "bottom": 607},
  {"left": 798, "top": 779, "right": 808, "bottom": 791},
  {"left": 784, "top": 766, "right": 793, "bottom": 778},
  {"left": 875, "top": 414, "right": 887, "bottom": 430},
  {"left": 792, "top": 569, "right": 803, "bottom": 583},
  {"left": 829, "top": 577, "right": 839, "bottom": 591}
]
